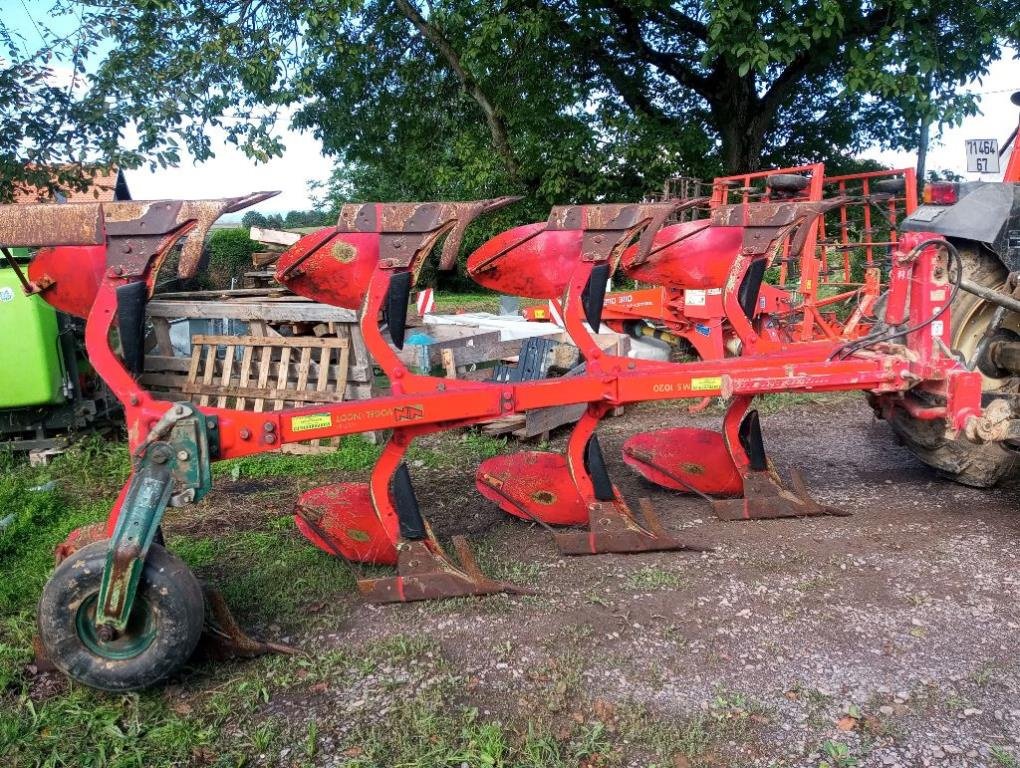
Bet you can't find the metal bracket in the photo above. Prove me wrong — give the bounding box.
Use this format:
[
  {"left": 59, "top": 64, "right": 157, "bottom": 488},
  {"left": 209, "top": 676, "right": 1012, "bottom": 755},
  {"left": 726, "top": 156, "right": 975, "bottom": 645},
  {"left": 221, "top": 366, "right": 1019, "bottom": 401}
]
[{"left": 95, "top": 403, "right": 214, "bottom": 631}]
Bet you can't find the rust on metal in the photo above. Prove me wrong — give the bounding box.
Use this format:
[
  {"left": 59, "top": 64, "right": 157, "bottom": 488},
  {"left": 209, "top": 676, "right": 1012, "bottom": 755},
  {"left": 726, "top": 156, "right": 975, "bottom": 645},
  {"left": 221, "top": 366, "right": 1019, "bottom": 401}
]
[
  {"left": 0, "top": 193, "right": 278, "bottom": 281},
  {"left": 357, "top": 537, "right": 531, "bottom": 603},
  {"left": 336, "top": 198, "right": 520, "bottom": 271},
  {"left": 711, "top": 470, "right": 849, "bottom": 521},
  {"left": 553, "top": 497, "right": 708, "bottom": 555},
  {"left": 0, "top": 202, "right": 105, "bottom": 247}
]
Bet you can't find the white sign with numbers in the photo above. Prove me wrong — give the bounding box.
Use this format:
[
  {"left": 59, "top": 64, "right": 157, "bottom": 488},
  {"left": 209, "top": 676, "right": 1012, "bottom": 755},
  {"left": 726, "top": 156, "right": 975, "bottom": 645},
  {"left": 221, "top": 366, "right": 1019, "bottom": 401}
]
[{"left": 965, "top": 139, "right": 1000, "bottom": 173}]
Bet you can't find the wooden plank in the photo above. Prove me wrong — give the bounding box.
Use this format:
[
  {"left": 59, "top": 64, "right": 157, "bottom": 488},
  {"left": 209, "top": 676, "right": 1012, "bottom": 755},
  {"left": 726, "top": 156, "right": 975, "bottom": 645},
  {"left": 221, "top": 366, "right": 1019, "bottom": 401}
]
[
  {"left": 335, "top": 343, "right": 350, "bottom": 395},
  {"left": 392, "top": 330, "right": 503, "bottom": 367},
  {"left": 216, "top": 345, "right": 236, "bottom": 408},
  {"left": 249, "top": 226, "right": 301, "bottom": 246},
  {"left": 145, "top": 355, "right": 193, "bottom": 373},
  {"left": 186, "top": 344, "right": 203, "bottom": 385},
  {"left": 154, "top": 287, "right": 291, "bottom": 300},
  {"left": 236, "top": 345, "right": 254, "bottom": 410},
  {"left": 147, "top": 299, "right": 357, "bottom": 323},
  {"left": 140, "top": 372, "right": 190, "bottom": 390},
  {"left": 274, "top": 347, "right": 292, "bottom": 409},
  {"left": 522, "top": 403, "right": 586, "bottom": 438},
  {"left": 192, "top": 334, "right": 350, "bottom": 350},
  {"left": 316, "top": 347, "right": 331, "bottom": 392},
  {"left": 252, "top": 251, "right": 282, "bottom": 268},
  {"left": 145, "top": 354, "right": 362, "bottom": 385},
  {"left": 441, "top": 348, "right": 457, "bottom": 378},
  {"left": 181, "top": 382, "right": 345, "bottom": 403},
  {"left": 295, "top": 346, "right": 312, "bottom": 395},
  {"left": 253, "top": 346, "right": 273, "bottom": 412},
  {"left": 152, "top": 318, "right": 174, "bottom": 357},
  {"left": 200, "top": 345, "right": 217, "bottom": 407}
]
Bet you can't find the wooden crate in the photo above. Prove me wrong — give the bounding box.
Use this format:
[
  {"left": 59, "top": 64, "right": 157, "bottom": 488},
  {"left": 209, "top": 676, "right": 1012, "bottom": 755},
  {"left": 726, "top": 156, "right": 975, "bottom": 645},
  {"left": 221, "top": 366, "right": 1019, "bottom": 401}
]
[
  {"left": 142, "top": 290, "right": 379, "bottom": 448},
  {"left": 182, "top": 335, "right": 349, "bottom": 410}
]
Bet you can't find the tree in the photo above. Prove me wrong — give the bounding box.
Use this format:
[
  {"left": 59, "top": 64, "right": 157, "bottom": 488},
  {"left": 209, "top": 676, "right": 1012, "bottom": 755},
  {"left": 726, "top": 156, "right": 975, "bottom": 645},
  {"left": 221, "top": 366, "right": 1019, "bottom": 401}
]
[
  {"left": 241, "top": 210, "right": 269, "bottom": 229},
  {"left": 7, "top": 2, "right": 1019, "bottom": 210},
  {"left": 0, "top": 15, "right": 140, "bottom": 200},
  {"left": 72, "top": 2, "right": 1019, "bottom": 185}
]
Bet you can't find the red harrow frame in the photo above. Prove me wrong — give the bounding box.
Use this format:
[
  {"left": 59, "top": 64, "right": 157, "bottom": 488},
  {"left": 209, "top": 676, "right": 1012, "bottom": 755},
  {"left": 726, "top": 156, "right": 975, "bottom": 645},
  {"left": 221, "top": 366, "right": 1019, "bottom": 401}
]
[
  {"left": 0, "top": 190, "right": 996, "bottom": 690},
  {"left": 599, "top": 165, "right": 918, "bottom": 357}
]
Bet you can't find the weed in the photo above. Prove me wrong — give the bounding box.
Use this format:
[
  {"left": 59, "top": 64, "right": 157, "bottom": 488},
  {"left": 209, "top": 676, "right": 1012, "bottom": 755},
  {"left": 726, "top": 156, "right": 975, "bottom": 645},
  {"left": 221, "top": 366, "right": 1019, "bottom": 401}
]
[
  {"left": 992, "top": 746, "right": 1020, "bottom": 767},
  {"left": 627, "top": 566, "right": 685, "bottom": 590},
  {"left": 973, "top": 662, "right": 1000, "bottom": 687},
  {"left": 304, "top": 719, "right": 319, "bottom": 758},
  {"left": 819, "top": 740, "right": 859, "bottom": 768}
]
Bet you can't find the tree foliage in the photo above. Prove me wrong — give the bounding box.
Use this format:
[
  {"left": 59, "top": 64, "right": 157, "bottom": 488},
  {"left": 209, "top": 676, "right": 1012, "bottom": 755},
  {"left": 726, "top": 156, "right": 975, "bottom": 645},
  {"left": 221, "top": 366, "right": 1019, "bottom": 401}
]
[
  {"left": 206, "top": 227, "right": 255, "bottom": 272},
  {"left": 3, "top": 1, "right": 1018, "bottom": 214}
]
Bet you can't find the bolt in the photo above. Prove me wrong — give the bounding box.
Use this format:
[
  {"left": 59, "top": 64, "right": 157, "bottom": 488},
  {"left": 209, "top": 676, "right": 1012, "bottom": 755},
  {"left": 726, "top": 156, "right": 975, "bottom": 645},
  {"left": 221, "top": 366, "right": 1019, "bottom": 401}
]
[
  {"left": 96, "top": 625, "right": 116, "bottom": 642},
  {"left": 129, "top": 394, "right": 139, "bottom": 406},
  {"left": 264, "top": 421, "right": 276, "bottom": 432},
  {"left": 121, "top": 245, "right": 132, "bottom": 254},
  {"left": 239, "top": 428, "right": 251, "bottom": 440},
  {"left": 176, "top": 450, "right": 189, "bottom": 461},
  {"left": 393, "top": 368, "right": 404, "bottom": 379},
  {"left": 265, "top": 434, "right": 277, "bottom": 445}
]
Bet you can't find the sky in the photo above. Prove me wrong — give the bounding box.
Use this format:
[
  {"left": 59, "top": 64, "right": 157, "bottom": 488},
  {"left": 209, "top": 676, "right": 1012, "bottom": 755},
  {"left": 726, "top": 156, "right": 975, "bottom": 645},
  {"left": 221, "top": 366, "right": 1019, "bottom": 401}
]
[{"left": 6, "top": 2, "right": 1020, "bottom": 215}]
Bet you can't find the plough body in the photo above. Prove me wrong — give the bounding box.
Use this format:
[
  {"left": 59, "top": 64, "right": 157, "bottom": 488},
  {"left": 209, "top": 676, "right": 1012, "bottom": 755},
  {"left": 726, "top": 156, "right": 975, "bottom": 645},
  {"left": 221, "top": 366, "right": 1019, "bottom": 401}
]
[{"left": 4, "top": 185, "right": 997, "bottom": 691}]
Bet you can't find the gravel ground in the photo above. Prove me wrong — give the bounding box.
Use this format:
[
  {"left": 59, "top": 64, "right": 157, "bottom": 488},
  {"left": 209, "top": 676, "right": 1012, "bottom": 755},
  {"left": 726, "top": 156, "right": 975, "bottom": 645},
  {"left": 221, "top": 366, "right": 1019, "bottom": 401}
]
[{"left": 265, "top": 396, "right": 1020, "bottom": 767}]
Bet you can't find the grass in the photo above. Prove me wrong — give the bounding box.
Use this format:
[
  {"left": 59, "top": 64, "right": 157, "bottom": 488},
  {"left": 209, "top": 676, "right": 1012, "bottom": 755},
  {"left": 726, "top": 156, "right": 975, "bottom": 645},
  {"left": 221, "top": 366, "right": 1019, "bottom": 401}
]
[
  {"left": 214, "top": 434, "right": 381, "bottom": 479},
  {"left": 613, "top": 693, "right": 771, "bottom": 766},
  {"left": 0, "top": 432, "right": 633, "bottom": 768},
  {"left": 992, "top": 746, "right": 1020, "bottom": 767},
  {"left": 433, "top": 290, "right": 502, "bottom": 314},
  {"left": 626, "top": 566, "right": 686, "bottom": 591}
]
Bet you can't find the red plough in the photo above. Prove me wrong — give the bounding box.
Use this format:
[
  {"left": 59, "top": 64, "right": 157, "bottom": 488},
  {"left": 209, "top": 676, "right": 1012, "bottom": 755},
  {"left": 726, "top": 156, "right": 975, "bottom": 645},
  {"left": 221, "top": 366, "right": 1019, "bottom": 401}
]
[{"left": 2, "top": 190, "right": 996, "bottom": 691}]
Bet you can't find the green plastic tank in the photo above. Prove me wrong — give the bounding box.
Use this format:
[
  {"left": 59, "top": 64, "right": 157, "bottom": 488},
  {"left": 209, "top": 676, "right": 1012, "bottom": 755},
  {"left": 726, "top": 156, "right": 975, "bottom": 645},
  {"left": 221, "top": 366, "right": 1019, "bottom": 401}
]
[{"left": 0, "top": 258, "right": 66, "bottom": 408}]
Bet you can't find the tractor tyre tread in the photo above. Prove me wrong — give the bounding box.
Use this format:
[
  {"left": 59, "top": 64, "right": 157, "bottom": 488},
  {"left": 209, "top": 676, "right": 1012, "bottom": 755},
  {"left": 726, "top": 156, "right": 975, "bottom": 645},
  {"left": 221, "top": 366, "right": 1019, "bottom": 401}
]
[{"left": 885, "top": 241, "right": 1018, "bottom": 487}]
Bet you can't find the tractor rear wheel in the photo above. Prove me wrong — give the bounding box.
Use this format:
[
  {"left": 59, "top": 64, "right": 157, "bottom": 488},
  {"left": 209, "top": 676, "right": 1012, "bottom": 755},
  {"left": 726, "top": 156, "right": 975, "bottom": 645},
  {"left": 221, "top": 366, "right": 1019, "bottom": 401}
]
[
  {"left": 37, "top": 541, "right": 204, "bottom": 691},
  {"left": 886, "top": 241, "right": 1020, "bottom": 487}
]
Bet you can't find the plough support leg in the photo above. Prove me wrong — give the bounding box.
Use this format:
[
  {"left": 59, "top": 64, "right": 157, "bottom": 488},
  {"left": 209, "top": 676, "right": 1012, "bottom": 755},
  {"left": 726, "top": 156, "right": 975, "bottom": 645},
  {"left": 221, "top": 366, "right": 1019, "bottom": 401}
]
[
  {"left": 357, "top": 429, "right": 529, "bottom": 602},
  {"left": 552, "top": 406, "right": 704, "bottom": 555},
  {"left": 711, "top": 396, "right": 848, "bottom": 521}
]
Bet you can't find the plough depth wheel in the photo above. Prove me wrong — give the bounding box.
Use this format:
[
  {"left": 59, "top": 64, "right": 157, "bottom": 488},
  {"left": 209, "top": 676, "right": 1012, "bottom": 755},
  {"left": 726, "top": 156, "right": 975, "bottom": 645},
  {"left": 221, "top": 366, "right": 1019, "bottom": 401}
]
[{"left": 37, "top": 541, "right": 204, "bottom": 691}]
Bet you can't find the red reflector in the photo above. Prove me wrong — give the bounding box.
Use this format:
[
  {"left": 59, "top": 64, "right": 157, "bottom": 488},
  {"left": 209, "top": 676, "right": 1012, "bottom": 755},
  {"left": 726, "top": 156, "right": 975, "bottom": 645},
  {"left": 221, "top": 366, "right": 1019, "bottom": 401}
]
[{"left": 923, "top": 182, "right": 958, "bottom": 205}]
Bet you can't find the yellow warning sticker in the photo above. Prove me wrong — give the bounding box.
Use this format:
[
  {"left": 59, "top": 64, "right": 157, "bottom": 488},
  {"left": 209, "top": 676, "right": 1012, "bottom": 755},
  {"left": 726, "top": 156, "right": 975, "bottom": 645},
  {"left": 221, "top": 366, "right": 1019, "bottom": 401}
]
[
  {"left": 690, "top": 376, "right": 722, "bottom": 392},
  {"left": 291, "top": 413, "right": 332, "bottom": 432}
]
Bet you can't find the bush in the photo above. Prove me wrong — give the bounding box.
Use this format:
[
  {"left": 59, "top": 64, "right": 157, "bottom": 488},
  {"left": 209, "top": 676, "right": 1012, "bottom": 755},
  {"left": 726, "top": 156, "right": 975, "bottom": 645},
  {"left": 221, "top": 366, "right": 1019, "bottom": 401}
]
[{"left": 206, "top": 228, "right": 256, "bottom": 272}]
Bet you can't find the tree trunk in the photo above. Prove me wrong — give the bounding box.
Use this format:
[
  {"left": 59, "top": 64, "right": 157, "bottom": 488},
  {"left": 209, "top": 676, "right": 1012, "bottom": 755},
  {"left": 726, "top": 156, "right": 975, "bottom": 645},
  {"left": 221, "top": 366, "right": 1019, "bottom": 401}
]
[
  {"left": 917, "top": 117, "right": 930, "bottom": 184},
  {"left": 712, "top": 95, "right": 771, "bottom": 174}
]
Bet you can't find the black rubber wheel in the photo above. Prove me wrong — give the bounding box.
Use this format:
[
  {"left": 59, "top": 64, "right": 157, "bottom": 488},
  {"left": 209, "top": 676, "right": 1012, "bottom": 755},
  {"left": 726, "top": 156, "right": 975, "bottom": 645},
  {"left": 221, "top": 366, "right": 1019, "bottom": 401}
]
[
  {"left": 885, "top": 242, "right": 1019, "bottom": 487},
  {"left": 37, "top": 541, "right": 204, "bottom": 691}
]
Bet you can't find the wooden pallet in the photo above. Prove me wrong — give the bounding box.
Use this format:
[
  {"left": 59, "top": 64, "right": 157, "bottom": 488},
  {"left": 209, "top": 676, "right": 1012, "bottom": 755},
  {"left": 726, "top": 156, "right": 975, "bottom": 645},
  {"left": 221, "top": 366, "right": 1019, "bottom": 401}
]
[{"left": 181, "top": 334, "right": 350, "bottom": 454}]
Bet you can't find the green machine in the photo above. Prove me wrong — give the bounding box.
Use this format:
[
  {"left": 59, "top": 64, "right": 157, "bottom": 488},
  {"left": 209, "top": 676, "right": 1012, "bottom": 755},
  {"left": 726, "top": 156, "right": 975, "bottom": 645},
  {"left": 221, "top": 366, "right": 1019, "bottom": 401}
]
[
  {"left": 0, "top": 250, "right": 66, "bottom": 408},
  {"left": 0, "top": 251, "right": 117, "bottom": 451}
]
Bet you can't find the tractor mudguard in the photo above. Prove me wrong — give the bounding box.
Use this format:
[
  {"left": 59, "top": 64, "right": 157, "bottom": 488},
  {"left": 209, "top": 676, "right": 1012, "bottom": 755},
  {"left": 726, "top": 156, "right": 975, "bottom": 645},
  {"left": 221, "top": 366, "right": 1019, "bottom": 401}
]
[{"left": 901, "top": 182, "right": 1020, "bottom": 271}]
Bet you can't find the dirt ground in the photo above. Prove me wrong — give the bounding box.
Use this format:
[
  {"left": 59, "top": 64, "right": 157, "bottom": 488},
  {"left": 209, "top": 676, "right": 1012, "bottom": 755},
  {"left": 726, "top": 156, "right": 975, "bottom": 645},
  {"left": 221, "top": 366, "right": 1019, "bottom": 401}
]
[{"left": 120, "top": 397, "right": 1020, "bottom": 765}]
